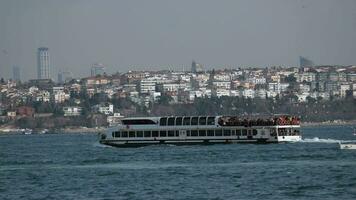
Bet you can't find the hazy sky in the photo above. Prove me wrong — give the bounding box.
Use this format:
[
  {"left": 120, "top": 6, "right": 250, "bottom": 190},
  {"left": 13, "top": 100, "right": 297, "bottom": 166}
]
[{"left": 0, "top": 0, "right": 356, "bottom": 80}]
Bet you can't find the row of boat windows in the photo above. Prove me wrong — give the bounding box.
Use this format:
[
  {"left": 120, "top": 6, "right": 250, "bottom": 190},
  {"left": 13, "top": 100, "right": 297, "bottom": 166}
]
[
  {"left": 160, "top": 116, "right": 216, "bottom": 126},
  {"left": 112, "top": 129, "right": 259, "bottom": 138}
]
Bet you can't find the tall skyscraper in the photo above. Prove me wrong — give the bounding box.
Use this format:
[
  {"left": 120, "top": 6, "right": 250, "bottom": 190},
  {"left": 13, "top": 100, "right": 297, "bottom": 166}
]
[
  {"left": 37, "top": 47, "right": 50, "bottom": 79},
  {"left": 57, "top": 71, "right": 73, "bottom": 83},
  {"left": 191, "top": 60, "right": 203, "bottom": 73},
  {"left": 91, "top": 63, "right": 105, "bottom": 77},
  {"left": 12, "top": 66, "right": 21, "bottom": 81}
]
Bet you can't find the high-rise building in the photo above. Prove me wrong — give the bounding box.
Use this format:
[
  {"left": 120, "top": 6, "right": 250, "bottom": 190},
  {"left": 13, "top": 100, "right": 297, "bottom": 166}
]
[
  {"left": 58, "top": 71, "right": 73, "bottom": 83},
  {"left": 299, "top": 56, "right": 314, "bottom": 68},
  {"left": 37, "top": 47, "right": 50, "bottom": 79},
  {"left": 191, "top": 60, "right": 203, "bottom": 73},
  {"left": 91, "top": 63, "right": 105, "bottom": 77},
  {"left": 12, "top": 66, "right": 21, "bottom": 81}
]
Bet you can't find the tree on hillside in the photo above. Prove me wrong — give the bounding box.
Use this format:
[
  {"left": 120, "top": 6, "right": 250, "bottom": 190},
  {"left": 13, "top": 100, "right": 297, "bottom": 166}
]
[{"left": 157, "top": 94, "right": 173, "bottom": 105}]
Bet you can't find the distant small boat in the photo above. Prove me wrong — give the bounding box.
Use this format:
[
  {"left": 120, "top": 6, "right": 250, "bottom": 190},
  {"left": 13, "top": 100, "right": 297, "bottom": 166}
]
[
  {"left": 39, "top": 129, "right": 49, "bottom": 134},
  {"left": 340, "top": 143, "right": 356, "bottom": 150},
  {"left": 23, "top": 129, "right": 32, "bottom": 135}
]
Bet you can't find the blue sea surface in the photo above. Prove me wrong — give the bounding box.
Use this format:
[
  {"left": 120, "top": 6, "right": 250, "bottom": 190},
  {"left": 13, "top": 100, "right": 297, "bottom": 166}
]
[{"left": 1, "top": 126, "right": 356, "bottom": 200}]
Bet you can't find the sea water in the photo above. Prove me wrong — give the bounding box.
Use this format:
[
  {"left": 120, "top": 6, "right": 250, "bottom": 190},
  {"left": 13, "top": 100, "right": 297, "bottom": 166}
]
[{"left": 1, "top": 126, "right": 356, "bottom": 200}]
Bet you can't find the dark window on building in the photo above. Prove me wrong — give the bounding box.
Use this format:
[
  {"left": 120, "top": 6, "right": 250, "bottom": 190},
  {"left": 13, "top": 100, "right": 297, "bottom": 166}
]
[
  {"left": 160, "top": 131, "right": 167, "bottom": 137},
  {"left": 207, "top": 117, "right": 215, "bottom": 125},
  {"left": 176, "top": 117, "right": 183, "bottom": 126},
  {"left": 122, "top": 131, "right": 128, "bottom": 137},
  {"left": 160, "top": 118, "right": 167, "bottom": 126},
  {"left": 168, "top": 117, "right": 175, "bottom": 126},
  {"left": 207, "top": 130, "right": 214, "bottom": 136},
  {"left": 137, "top": 131, "right": 143, "bottom": 137},
  {"left": 152, "top": 131, "right": 159, "bottom": 137},
  {"left": 199, "top": 117, "right": 207, "bottom": 125},
  {"left": 183, "top": 117, "right": 191, "bottom": 125},
  {"left": 223, "top": 129, "right": 231, "bottom": 136},
  {"left": 191, "top": 130, "right": 198, "bottom": 136},
  {"left": 144, "top": 131, "right": 151, "bottom": 137},
  {"left": 129, "top": 131, "right": 135, "bottom": 137},
  {"left": 215, "top": 129, "right": 222, "bottom": 136},
  {"left": 168, "top": 130, "right": 175, "bottom": 137},
  {"left": 199, "top": 130, "right": 206, "bottom": 137},
  {"left": 191, "top": 117, "right": 198, "bottom": 125}
]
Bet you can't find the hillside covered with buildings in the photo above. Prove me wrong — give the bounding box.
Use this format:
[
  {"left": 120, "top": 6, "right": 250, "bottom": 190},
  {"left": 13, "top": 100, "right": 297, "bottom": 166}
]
[{"left": 1, "top": 64, "right": 356, "bottom": 130}]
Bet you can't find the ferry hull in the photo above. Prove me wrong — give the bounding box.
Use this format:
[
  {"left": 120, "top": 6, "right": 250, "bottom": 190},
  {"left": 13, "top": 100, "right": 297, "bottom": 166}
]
[{"left": 100, "top": 138, "right": 282, "bottom": 148}]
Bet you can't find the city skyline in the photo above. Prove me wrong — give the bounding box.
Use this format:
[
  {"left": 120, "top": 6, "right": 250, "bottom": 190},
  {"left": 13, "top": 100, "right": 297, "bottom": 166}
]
[{"left": 1, "top": 0, "right": 356, "bottom": 80}]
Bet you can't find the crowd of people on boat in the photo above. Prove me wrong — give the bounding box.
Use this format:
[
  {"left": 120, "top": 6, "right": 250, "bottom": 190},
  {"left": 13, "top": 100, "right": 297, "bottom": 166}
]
[{"left": 218, "top": 116, "right": 300, "bottom": 127}]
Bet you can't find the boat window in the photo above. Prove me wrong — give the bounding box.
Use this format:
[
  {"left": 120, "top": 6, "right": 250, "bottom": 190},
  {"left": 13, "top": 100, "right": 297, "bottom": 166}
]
[
  {"left": 122, "top": 119, "right": 156, "bottom": 125},
  {"left": 115, "top": 131, "right": 121, "bottom": 137},
  {"left": 270, "top": 129, "right": 277, "bottom": 136},
  {"left": 278, "top": 128, "right": 287, "bottom": 136},
  {"left": 223, "top": 129, "right": 231, "bottom": 136},
  {"left": 129, "top": 131, "right": 135, "bottom": 137},
  {"left": 207, "top": 130, "right": 214, "bottom": 136},
  {"left": 122, "top": 131, "right": 128, "bottom": 137},
  {"left": 207, "top": 117, "right": 215, "bottom": 125},
  {"left": 242, "top": 129, "right": 247, "bottom": 136},
  {"left": 183, "top": 117, "right": 191, "bottom": 125},
  {"left": 199, "top": 117, "right": 207, "bottom": 125},
  {"left": 231, "top": 130, "right": 236, "bottom": 136},
  {"left": 175, "top": 130, "right": 180, "bottom": 137},
  {"left": 144, "top": 131, "right": 151, "bottom": 137},
  {"left": 186, "top": 130, "right": 191, "bottom": 136},
  {"left": 176, "top": 117, "right": 183, "bottom": 126},
  {"left": 199, "top": 130, "right": 206, "bottom": 137},
  {"left": 215, "top": 129, "right": 222, "bottom": 136},
  {"left": 160, "top": 117, "right": 167, "bottom": 126},
  {"left": 152, "top": 131, "right": 159, "bottom": 137},
  {"left": 191, "top": 130, "right": 198, "bottom": 136},
  {"left": 252, "top": 129, "right": 258, "bottom": 136},
  {"left": 168, "top": 117, "right": 175, "bottom": 126},
  {"left": 160, "top": 131, "right": 167, "bottom": 137},
  {"left": 137, "top": 131, "right": 143, "bottom": 137},
  {"left": 168, "top": 130, "right": 175, "bottom": 137},
  {"left": 191, "top": 117, "right": 198, "bottom": 125},
  {"left": 112, "top": 132, "right": 115, "bottom": 138},
  {"left": 236, "top": 129, "right": 241, "bottom": 136}
]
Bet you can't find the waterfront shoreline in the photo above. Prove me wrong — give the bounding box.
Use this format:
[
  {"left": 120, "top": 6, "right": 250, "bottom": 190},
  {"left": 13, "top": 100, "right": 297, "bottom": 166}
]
[
  {"left": 301, "top": 120, "right": 356, "bottom": 127},
  {"left": 1, "top": 120, "right": 356, "bottom": 134},
  {"left": 0, "top": 127, "right": 105, "bottom": 134}
]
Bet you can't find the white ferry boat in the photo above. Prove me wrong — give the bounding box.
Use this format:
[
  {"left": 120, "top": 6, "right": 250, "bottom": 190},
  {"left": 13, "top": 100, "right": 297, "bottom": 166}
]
[{"left": 99, "top": 115, "right": 302, "bottom": 147}]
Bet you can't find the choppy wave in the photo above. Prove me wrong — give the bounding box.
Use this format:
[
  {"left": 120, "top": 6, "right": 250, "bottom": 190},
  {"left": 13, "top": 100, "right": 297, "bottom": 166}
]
[
  {"left": 300, "top": 137, "right": 356, "bottom": 143},
  {"left": 92, "top": 142, "right": 113, "bottom": 148}
]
